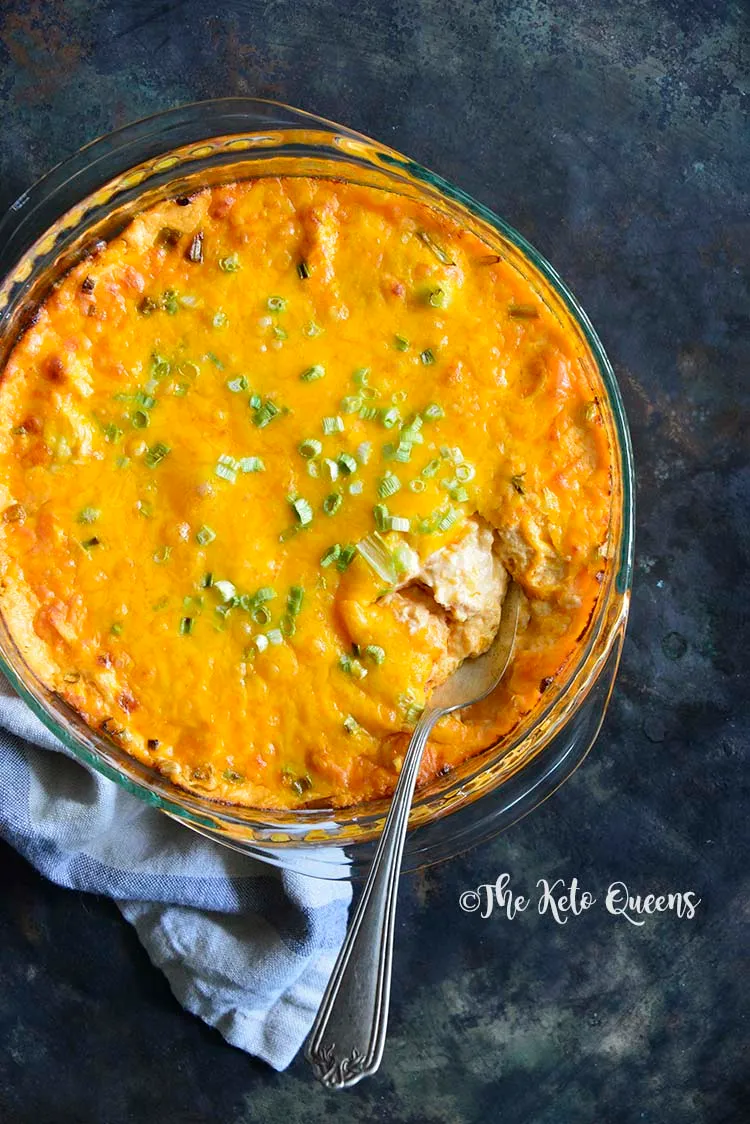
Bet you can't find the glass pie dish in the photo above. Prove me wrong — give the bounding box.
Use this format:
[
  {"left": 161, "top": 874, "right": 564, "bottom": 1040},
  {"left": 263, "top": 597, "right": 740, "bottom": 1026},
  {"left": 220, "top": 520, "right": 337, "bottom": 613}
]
[{"left": 0, "top": 98, "right": 634, "bottom": 880}]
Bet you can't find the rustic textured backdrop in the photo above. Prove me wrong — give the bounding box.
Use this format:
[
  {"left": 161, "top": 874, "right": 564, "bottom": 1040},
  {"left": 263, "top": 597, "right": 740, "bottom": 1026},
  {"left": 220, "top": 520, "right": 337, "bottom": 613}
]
[{"left": 0, "top": 1, "right": 748, "bottom": 1121}]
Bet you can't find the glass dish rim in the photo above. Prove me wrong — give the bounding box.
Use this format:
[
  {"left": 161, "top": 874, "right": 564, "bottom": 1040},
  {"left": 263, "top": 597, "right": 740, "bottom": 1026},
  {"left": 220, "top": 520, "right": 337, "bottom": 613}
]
[{"left": 0, "top": 97, "right": 635, "bottom": 869}]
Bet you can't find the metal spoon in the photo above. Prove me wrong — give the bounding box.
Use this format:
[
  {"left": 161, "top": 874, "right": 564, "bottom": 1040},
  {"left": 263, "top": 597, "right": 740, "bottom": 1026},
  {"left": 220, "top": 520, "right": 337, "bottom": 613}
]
[{"left": 305, "top": 580, "right": 522, "bottom": 1089}]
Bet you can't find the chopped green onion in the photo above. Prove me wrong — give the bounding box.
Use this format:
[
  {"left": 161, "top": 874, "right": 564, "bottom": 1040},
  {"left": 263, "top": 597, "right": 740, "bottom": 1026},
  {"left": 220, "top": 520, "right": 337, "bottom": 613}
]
[
  {"left": 394, "top": 334, "right": 409, "bottom": 351},
  {"left": 301, "top": 364, "right": 325, "bottom": 382},
  {"left": 321, "top": 544, "right": 341, "bottom": 567},
  {"left": 323, "top": 492, "right": 342, "bottom": 516},
  {"left": 455, "top": 462, "right": 475, "bottom": 482},
  {"left": 340, "top": 396, "right": 362, "bottom": 414},
  {"left": 423, "top": 402, "right": 444, "bottom": 421},
  {"left": 103, "top": 423, "right": 123, "bottom": 443},
  {"left": 357, "top": 531, "right": 397, "bottom": 582},
  {"left": 253, "top": 399, "right": 281, "bottom": 428},
  {"left": 201, "top": 572, "right": 214, "bottom": 588},
  {"left": 172, "top": 382, "right": 189, "bottom": 396},
  {"left": 252, "top": 605, "right": 271, "bottom": 625},
  {"left": 253, "top": 586, "right": 277, "bottom": 604},
  {"left": 436, "top": 507, "right": 458, "bottom": 532},
  {"left": 349, "top": 480, "right": 363, "bottom": 495},
  {"left": 291, "top": 497, "right": 313, "bottom": 525},
  {"left": 360, "top": 385, "right": 378, "bottom": 401},
  {"left": 267, "top": 296, "right": 286, "bottom": 311},
  {"left": 151, "top": 354, "right": 171, "bottom": 380},
  {"left": 421, "top": 458, "right": 441, "bottom": 478},
  {"left": 447, "top": 483, "right": 469, "bottom": 503},
  {"left": 322, "top": 415, "right": 344, "bottom": 435},
  {"left": 162, "top": 290, "right": 180, "bottom": 315},
  {"left": 373, "top": 503, "right": 389, "bottom": 531},
  {"left": 267, "top": 628, "right": 283, "bottom": 646},
  {"left": 196, "top": 525, "right": 216, "bottom": 545},
  {"left": 401, "top": 696, "right": 424, "bottom": 724},
  {"left": 378, "top": 472, "right": 401, "bottom": 498},
  {"left": 352, "top": 367, "right": 370, "bottom": 386},
  {"left": 248, "top": 392, "right": 262, "bottom": 410},
  {"left": 287, "top": 586, "right": 305, "bottom": 615},
  {"left": 364, "top": 644, "right": 386, "bottom": 665},
  {"left": 323, "top": 458, "right": 339, "bottom": 481},
  {"left": 409, "top": 478, "right": 426, "bottom": 493},
  {"left": 280, "top": 613, "right": 296, "bottom": 637},
  {"left": 306, "top": 460, "right": 320, "bottom": 478},
  {"left": 273, "top": 325, "right": 288, "bottom": 341},
  {"left": 153, "top": 545, "right": 171, "bottom": 563},
  {"left": 304, "top": 321, "right": 322, "bottom": 337},
  {"left": 145, "top": 442, "right": 171, "bottom": 468},
  {"left": 339, "top": 653, "right": 367, "bottom": 679},
  {"left": 387, "top": 515, "right": 411, "bottom": 533},
  {"left": 205, "top": 351, "right": 224, "bottom": 369},
  {"left": 219, "top": 253, "right": 240, "bottom": 273},
  {"left": 337, "top": 453, "right": 357, "bottom": 476},
  {"left": 77, "top": 506, "right": 100, "bottom": 524},
  {"left": 420, "top": 348, "right": 436, "bottom": 365},
  {"left": 416, "top": 229, "right": 455, "bottom": 265},
  {"left": 239, "top": 456, "right": 265, "bottom": 473},
  {"left": 343, "top": 714, "right": 360, "bottom": 734},
  {"left": 116, "top": 455, "right": 130, "bottom": 469},
  {"left": 179, "top": 617, "right": 194, "bottom": 636},
  {"left": 136, "top": 499, "right": 154, "bottom": 519},
  {"left": 359, "top": 405, "right": 379, "bottom": 421},
  {"left": 213, "top": 580, "right": 236, "bottom": 603},
  {"left": 393, "top": 441, "right": 413, "bottom": 463},
  {"left": 186, "top": 232, "right": 204, "bottom": 263},
  {"left": 213, "top": 311, "right": 228, "bottom": 328},
  {"left": 137, "top": 391, "right": 157, "bottom": 410},
  {"left": 227, "top": 375, "right": 249, "bottom": 393},
  {"left": 297, "top": 260, "right": 311, "bottom": 280},
  {"left": 357, "top": 442, "right": 372, "bottom": 464},
  {"left": 429, "top": 287, "right": 446, "bottom": 308},
  {"left": 215, "top": 457, "right": 238, "bottom": 483},
  {"left": 111, "top": 622, "right": 123, "bottom": 637},
  {"left": 381, "top": 407, "right": 401, "bottom": 429},
  {"left": 299, "top": 438, "right": 322, "bottom": 459},
  {"left": 255, "top": 634, "right": 269, "bottom": 653},
  {"left": 337, "top": 544, "right": 357, "bottom": 571}
]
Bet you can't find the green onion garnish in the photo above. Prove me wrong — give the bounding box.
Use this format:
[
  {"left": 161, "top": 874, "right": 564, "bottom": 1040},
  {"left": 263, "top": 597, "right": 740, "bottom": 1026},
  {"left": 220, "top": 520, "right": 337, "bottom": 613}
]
[
  {"left": 227, "top": 375, "right": 248, "bottom": 393},
  {"left": 323, "top": 492, "right": 342, "bottom": 516},
  {"left": 352, "top": 367, "right": 370, "bottom": 386},
  {"left": 248, "top": 392, "right": 262, "bottom": 410},
  {"left": 253, "top": 605, "right": 271, "bottom": 625},
  {"left": 151, "top": 354, "right": 171, "bottom": 379},
  {"left": 103, "top": 423, "right": 123, "bottom": 444},
  {"left": 215, "top": 455, "right": 238, "bottom": 483},
  {"left": 77, "top": 507, "right": 100, "bottom": 524},
  {"left": 339, "top": 653, "right": 368, "bottom": 679},
  {"left": 429, "top": 288, "right": 447, "bottom": 308},
  {"left": 287, "top": 586, "right": 305, "bottom": 615},
  {"left": 422, "top": 458, "right": 441, "bottom": 478},
  {"left": 378, "top": 472, "right": 401, "bottom": 498},
  {"left": 299, "top": 438, "right": 322, "bottom": 459},
  {"left": 349, "top": 480, "right": 363, "bottom": 495},
  {"left": 179, "top": 617, "right": 194, "bottom": 635},
  {"left": 420, "top": 348, "right": 436, "bottom": 365},
  {"left": 280, "top": 614, "right": 296, "bottom": 637},
  {"left": 409, "top": 479, "right": 426, "bottom": 493},
  {"left": 381, "top": 407, "right": 401, "bottom": 429},
  {"left": 201, "top": 572, "right": 214, "bottom": 588},
  {"left": 253, "top": 399, "right": 281, "bottom": 428},
  {"left": 364, "top": 644, "right": 386, "bottom": 665},
  {"left": 343, "top": 714, "right": 360, "bottom": 734},
  {"left": 373, "top": 503, "right": 389, "bottom": 531},
  {"left": 447, "top": 483, "right": 469, "bottom": 503},
  {"left": 267, "top": 628, "right": 283, "bottom": 646},
  {"left": 322, "top": 416, "right": 344, "bottom": 435},
  {"left": 359, "top": 405, "right": 379, "bottom": 421},
  {"left": 297, "top": 260, "right": 310, "bottom": 280},
  {"left": 273, "top": 325, "right": 288, "bottom": 341},
  {"left": 254, "top": 586, "right": 277, "bottom": 604},
  {"left": 307, "top": 460, "right": 320, "bottom": 478},
  {"left": 416, "top": 229, "right": 455, "bottom": 266},
  {"left": 162, "top": 290, "right": 180, "bottom": 315},
  {"left": 137, "top": 391, "right": 157, "bottom": 409},
  {"left": 196, "top": 525, "right": 216, "bottom": 545},
  {"left": 304, "top": 321, "right": 322, "bottom": 337},
  {"left": 213, "top": 311, "right": 228, "bottom": 328},
  {"left": 455, "top": 462, "right": 475, "bottom": 482},
  {"left": 393, "top": 441, "right": 413, "bottom": 463},
  {"left": 422, "top": 402, "right": 444, "bottom": 421},
  {"left": 145, "top": 442, "right": 171, "bottom": 468},
  {"left": 436, "top": 507, "right": 458, "bottom": 532},
  {"left": 340, "top": 396, "right": 362, "bottom": 414},
  {"left": 337, "top": 544, "right": 357, "bottom": 572},
  {"left": 153, "top": 545, "right": 171, "bottom": 563},
  {"left": 219, "top": 253, "right": 240, "bottom": 273},
  {"left": 301, "top": 364, "right": 325, "bottom": 382},
  {"left": 291, "top": 497, "right": 313, "bottom": 525},
  {"left": 337, "top": 453, "right": 357, "bottom": 476},
  {"left": 357, "top": 442, "right": 371, "bottom": 464},
  {"left": 213, "top": 580, "right": 236, "bottom": 603},
  {"left": 111, "top": 622, "right": 123, "bottom": 637},
  {"left": 323, "top": 458, "right": 339, "bottom": 481},
  {"left": 321, "top": 544, "right": 341, "bottom": 568},
  {"left": 255, "top": 634, "right": 269, "bottom": 653},
  {"left": 357, "top": 531, "right": 397, "bottom": 582},
  {"left": 394, "top": 334, "right": 409, "bottom": 351},
  {"left": 267, "top": 296, "right": 286, "bottom": 311},
  {"left": 388, "top": 515, "right": 411, "bottom": 533},
  {"left": 239, "top": 456, "right": 265, "bottom": 473}
]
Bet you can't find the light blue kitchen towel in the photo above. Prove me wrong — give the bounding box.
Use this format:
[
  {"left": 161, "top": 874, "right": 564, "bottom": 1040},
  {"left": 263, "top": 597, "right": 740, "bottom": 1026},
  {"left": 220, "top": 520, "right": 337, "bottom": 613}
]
[{"left": 0, "top": 674, "right": 351, "bottom": 1070}]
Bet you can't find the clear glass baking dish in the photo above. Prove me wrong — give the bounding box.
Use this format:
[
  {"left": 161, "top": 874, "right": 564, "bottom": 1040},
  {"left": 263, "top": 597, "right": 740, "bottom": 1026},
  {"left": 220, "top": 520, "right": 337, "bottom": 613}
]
[{"left": 0, "top": 98, "right": 634, "bottom": 880}]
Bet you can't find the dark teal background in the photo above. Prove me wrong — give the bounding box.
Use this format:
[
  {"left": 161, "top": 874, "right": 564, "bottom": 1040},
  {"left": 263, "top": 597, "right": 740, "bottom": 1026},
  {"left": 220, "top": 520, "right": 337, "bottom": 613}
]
[{"left": 0, "top": 2, "right": 748, "bottom": 1121}]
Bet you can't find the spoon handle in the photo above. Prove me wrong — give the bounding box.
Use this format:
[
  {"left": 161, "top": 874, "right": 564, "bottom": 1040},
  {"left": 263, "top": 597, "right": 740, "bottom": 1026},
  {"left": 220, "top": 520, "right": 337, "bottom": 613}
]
[{"left": 305, "top": 707, "right": 438, "bottom": 1088}]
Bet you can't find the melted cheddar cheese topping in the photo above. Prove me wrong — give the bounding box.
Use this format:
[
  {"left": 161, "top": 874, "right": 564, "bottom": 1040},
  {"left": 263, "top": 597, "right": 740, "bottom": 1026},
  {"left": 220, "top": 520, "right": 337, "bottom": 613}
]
[{"left": 0, "top": 178, "right": 613, "bottom": 808}]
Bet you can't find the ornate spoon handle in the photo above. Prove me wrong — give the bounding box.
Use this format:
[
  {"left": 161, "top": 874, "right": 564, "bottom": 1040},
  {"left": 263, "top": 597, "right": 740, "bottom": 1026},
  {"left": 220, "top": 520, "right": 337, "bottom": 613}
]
[{"left": 305, "top": 707, "right": 438, "bottom": 1088}]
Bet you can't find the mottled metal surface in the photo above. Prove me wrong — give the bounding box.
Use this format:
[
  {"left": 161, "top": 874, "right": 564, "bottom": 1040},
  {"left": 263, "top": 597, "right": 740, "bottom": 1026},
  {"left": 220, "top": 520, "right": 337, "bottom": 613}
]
[{"left": 0, "top": 1, "right": 748, "bottom": 1121}]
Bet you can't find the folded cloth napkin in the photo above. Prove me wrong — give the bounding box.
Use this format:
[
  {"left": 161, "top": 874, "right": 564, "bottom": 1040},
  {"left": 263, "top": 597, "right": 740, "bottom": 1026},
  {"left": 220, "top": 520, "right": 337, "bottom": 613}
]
[{"left": 0, "top": 674, "right": 351, "bottom": 1070}]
